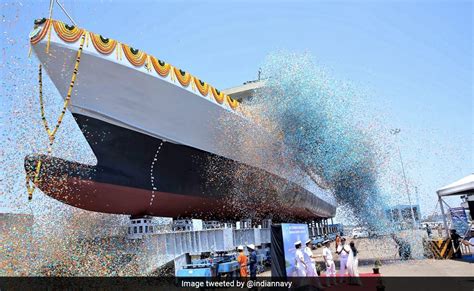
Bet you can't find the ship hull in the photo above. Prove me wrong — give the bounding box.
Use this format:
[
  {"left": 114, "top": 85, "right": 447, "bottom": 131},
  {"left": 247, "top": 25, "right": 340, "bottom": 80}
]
[
  {"left": 26, "top": 19, "right": 337, "bottom": 220},
  {"left": 26, "top": 114, "right": 335, "bottom": 220}
]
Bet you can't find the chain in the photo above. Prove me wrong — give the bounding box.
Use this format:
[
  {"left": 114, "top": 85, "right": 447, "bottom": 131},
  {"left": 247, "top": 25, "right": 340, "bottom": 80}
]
[{"left": 26, "top": 32, "right": 86, "bottom": 200}]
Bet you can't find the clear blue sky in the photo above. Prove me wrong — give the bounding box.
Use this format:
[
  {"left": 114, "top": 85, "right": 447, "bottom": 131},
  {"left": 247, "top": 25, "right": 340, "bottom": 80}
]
[{"left": 1, "top": 0, "right": 472, "bottom": 216}]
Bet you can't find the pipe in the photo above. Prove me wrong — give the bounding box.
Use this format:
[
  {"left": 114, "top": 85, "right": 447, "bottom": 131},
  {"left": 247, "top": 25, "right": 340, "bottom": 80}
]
[
  {"left": 438, "top": 195, "right": 449, "bottom": 237},
  {"left": 56, "top": 0, "right": 78, "bottom": 26}
]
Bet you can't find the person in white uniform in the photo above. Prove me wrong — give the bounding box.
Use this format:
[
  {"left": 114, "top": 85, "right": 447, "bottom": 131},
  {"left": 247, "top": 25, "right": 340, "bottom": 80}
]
[
  {"left": 322, "top": 240, "right": 336, "bottom": 286},
  {"left": 303, "top": 239, "right": 317, "bottom": 276},
  {"left": 336, "top": 237, "right": 350, "bottom": 282},
  {"left": 304, "top": 239, "right": 323, "bottom": 288},
  {"left": 294, "top": 241, "right": 307, "bottom": 277}
]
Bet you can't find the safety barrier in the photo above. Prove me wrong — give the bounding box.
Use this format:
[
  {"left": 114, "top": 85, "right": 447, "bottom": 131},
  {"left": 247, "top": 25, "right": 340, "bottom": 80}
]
[{"left": 424, "top": 238, "right": 453, "bottom": 259}]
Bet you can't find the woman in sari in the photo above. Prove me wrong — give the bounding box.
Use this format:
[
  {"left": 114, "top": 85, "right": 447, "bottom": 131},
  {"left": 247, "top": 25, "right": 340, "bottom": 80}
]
[{"left": 347, "top": 241, "right": 361, "bottom": 285}]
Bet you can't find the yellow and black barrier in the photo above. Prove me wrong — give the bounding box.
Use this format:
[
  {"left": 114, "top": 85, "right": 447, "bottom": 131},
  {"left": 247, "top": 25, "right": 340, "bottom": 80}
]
[{"left": 423, "top": 238, "right": 454, "bottom": 259}]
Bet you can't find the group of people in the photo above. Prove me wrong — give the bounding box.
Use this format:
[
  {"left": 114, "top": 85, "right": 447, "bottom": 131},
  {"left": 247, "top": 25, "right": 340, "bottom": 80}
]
[
  {"left": 322, "top": 236, "right": 361, "bottom": 286},
  {"left": 293, "top": 239, "right": 319, "bottom": 277},
  {"left": 236, "top": 244, "right": 258, "bottom": 278},
  {"left": 293, "top": 235, "right": 360, "bottom": 287}
]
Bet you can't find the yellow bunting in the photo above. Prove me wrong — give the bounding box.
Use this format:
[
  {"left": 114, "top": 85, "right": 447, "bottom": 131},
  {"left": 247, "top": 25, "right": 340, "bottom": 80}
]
[
  {"left": 53, "top": 20, "right": 84, "bottom": 43},
  {"left": 226, "top": 95, "right": 239, "bottom": 110},
  {"left": 30, "top": 19, "right": 51, "bottom": 45},
  {"left": 91, "top": 32, "right": 117, "bottom": 55},
  {"left": 173, "top": 67, "right": 192, "bottom": 87},
  {"left": 26, "top": 33, "right": 86, "bottom": 201},
  {"left": 121, "top": 44, "right": 147, "bottom": 67},
  {"left": 193, "top": 77, "right": 209, "bottom": 97},
  {"left": 150, "top": 56, "right": 171, "bottom": 77},
  {"left": 210, "top": 86, "right": 225, "bottom": 104},
  {"left": 30, "top": 19, "right": 240, "bottom": 117}
]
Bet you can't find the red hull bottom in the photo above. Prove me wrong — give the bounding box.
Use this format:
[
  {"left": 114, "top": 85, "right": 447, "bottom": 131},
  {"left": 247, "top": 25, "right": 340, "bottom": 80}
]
[
  {"left": 36, "top": 175, "right": 226, "bottom": 218},
  {"left": 34, "top": 174, "right": 319, "bottom": 221}
]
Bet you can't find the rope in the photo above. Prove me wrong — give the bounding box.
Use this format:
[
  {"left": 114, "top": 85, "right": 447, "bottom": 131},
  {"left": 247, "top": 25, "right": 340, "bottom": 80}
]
[{"left": 26, "top": 32, "right": 86, "bottom": 200}]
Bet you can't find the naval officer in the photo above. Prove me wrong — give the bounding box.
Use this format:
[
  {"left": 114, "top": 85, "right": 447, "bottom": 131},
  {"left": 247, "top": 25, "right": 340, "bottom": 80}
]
[
  {"left": 303, "top": 239, "right": 317, "bottom": 277},
  {"left": 294, "top": 241, "right": 307, "bottom": 276},
  {"left": 322, "top": 240, "right": 336, "bottom": 286},
  {"left": 336, "top": 237, "right": 350, "bottom": 282}
]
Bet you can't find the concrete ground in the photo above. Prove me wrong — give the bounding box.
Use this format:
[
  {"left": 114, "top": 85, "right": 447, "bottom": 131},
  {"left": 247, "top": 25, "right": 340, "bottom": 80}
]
[
  {"left": 357, "top": 258, "right": 474, "bottom": 276},
  {"left": 259, "top": 235, "right": 474, "bottom": 276}
]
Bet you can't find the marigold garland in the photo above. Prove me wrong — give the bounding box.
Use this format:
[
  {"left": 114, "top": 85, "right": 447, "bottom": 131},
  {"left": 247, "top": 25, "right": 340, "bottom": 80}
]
[
  {"left": 226, "top": 95, "right": 239, "bottom": 110},
  {"left": 31, "top": 19, "right": 241, "bottom": 115},
  {"left": 90, "top": 33, "right": 117, "bottom": 55},
  {"left": 53, "top": 20, "right": 84, "bottom": 43},
  {"left": 121, "top": 44, "right": 147, "bottom": 67},
  {"left": 173, "top": 67, "right": 192, "bottom": 87},
  {"left": 30, "top": 19, "right": 51, "bottom": 45},
  {"left": 27, "top": 33, "right": 86, "bottom": 201},
  {"left": 211, "top": 86, "right": 225, "bottom": 104},
  {"left": 150, "top": 57, "right": 171, "bottom": 77},
  {"left": 193, "top": 77, "right": 209, "bottom": 96}
]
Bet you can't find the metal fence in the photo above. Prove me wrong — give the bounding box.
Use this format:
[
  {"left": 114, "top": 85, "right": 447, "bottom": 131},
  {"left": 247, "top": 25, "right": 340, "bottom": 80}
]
[{"left": 122, "top": 227, "right": 271, "bottom": 273}]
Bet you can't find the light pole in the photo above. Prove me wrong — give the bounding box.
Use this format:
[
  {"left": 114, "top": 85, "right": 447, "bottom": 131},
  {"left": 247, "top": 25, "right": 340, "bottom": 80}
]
[{"left": 390, "top": 128, "right": 417, "bottom": 228}]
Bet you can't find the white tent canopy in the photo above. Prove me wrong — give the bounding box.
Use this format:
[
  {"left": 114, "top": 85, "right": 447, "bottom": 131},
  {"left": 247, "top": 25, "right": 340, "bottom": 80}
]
[
  {"left": 436, "top": 174, "right": 474, "bottom": 237},
  {"left": 437, "top": 174, "right": 474, "bottom": 197}
]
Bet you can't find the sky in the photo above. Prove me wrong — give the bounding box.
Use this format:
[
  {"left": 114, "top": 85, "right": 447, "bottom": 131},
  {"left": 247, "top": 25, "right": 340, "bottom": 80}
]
[{"left": 0, "top": 0, "right": 472, "bottom": 217}]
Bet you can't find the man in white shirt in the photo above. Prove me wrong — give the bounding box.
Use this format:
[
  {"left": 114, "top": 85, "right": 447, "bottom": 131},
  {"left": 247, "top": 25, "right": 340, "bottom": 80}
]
[
  {"left": 294, "top": 241, "right": 307, "bottom": 276},
  {"left": 322, "top": 240, "right": 336, "bottom": 286},
  {"left": 336, "top": 237, "right": 350, "bottom": 282}
]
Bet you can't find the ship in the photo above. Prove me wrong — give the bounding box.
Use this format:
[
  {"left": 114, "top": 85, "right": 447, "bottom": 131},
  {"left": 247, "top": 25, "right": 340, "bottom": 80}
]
[{"left": 25, "top": 18, "right": 336, "bottom": 221}]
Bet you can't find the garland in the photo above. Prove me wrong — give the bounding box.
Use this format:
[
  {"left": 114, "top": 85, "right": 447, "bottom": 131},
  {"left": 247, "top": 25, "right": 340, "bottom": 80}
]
[
  {"left": 53, "top": 20, "right": 84, "bottom": 43},
  {"left": 30, "top": 19, "right": 51, "bottom": 45},
  {"left": 173, "top": 67, "right": 192, "bottom": 87},
  {"left": 210, "top": 86, "right": 225, "bottom": 104},
  {"left": 121, "top": 44, "right": 147, "bottom": 67},
  {"left": 150, "top": 56, "right": 171, "bottom": 77},
  {"left": 193, "top": 77, "right": 209, "bottom": 97},
  {"left": 30, "top": 19, "right": 242, "bottom": 122},
  {"left": 226, "top": 95, "right": 239, "bottom": 110},
  {"left": 90, "top": 33, "right": 117, "bottom": 55},
  {"left": 26, "top": 32, "right": 86, "bottom": 200}
]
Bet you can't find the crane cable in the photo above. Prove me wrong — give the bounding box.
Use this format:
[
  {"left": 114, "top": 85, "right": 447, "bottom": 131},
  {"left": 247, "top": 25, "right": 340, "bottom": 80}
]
[{"left": 26, "top": 32, "right": 86, "bottom": 200}]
